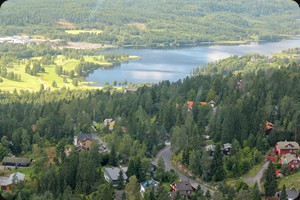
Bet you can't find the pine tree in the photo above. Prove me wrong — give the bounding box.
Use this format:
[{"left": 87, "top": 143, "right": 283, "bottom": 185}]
[
  {"left": 117, "top": 170, "right": 125, "bottom": 190},
  {"left": 252, "top": 182, "right": 261, "bottom": 200},
  {"left": 263, "top": 162, "right": 278, "bottom": 197},
  {"left": 280, "top": 184, "right": 287, "bottom": 200},
  {"left": 211, "top": 143, "right": 226, "bottom": 182},
  {"left": 125, "top": 176, "right": 141, "bottom": 200}
]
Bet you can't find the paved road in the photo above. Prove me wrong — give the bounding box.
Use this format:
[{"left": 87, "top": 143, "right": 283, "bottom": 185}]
[
  {"left": 245, "top": 160, "right": 269, "bottom": 190},
  {"left": 152, "top": 145, "right": 214, "bottom": 195}
]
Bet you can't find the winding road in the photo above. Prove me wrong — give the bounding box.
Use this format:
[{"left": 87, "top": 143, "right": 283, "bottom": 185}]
[{"left": 152, "top": 144, "right": 214, "bottom": 195}]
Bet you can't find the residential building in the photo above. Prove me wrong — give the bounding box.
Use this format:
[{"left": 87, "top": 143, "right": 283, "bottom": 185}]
[
  {"left": 104, "top": 119, "right": 116, "bottom": 130},
  {"left": 279, "top": 153, "right": 300, "bottom": 171},
  {"left": 140, "top": 179, "right": 159, "bottom": 196},
  {"left": 170, "top": 181, "right": 196, "bottom": 197},
  {"left": 124, "top": 88, "right": 138, "bottom": 94},
  {"left": 73, "top": 133, "right": 94, "bottom": 150},
  {"left": 2, "top": 157, "right": 32, "bottom": 169},
  {"left": 276, "top": 141, "right": 299, "bottom": 156},
  {"left": 104, "top": 167, "right": 127, "bottom": 187},
  {"left": 187, "top": 101, "right": 194, "bottom": 110},
  {"left": 208, "top": 100, "right": 216, "bottom": 107},
  {"left": 276, "top": 190, "right": 300, "bottom": 200},
  {"left": 0, "top": 172, "right": 25, "bottom": 191},
  {"left": 223, "top": 143, "right": 232, "bottom": 155}
]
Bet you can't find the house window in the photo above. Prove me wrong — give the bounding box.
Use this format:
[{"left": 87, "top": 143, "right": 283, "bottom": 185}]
[{"left": 292, "top": 165, "right": 294, "bottom": 168}]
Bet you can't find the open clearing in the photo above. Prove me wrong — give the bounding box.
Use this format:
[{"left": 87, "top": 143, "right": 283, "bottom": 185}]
[{"left": 65, "top": 29, "right": 103, "bottom": 35}]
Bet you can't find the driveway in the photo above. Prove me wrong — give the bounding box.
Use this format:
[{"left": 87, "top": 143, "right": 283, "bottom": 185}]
[
  {"left": 245, "top": 160, "right": 269, "bottom": 190},
  {"left": 152, "top": 145, "right": 214, "bottom": 195}
]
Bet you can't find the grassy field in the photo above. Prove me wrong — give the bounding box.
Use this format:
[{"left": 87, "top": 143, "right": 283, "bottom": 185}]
[
  {"left": 279, "top": 171, "right": 300, "bottom": 190},
  {"left": 0, "top": 54, "right": 138, "bottom": 92},
  {"left": 65, "top": 29, "right": 103, "bottom": 35},
  {"left": 245, "top": 162, "right": 265, "bottom": 178}
]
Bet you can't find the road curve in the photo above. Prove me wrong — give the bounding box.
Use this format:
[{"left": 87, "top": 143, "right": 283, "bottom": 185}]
[
  {"left": 245, "top": 160, "right": 269, "bottom": 190},
  {"left": 152, "top": 145, "right": 214, "bottom": 195}
]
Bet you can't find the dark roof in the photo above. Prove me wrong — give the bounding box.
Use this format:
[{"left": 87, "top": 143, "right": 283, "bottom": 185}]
[
  {"left": 277, "top": 190, "right": 300, "bottom": 200},
  {"left": 286, "top": 190, "right": 300, "bottom": 200},
  {"left": 104, "top": 167, "right": 127, "bottom": 181},
  {"left": 77, "top": 133, "right": 93, "bottom": 142},
  {"left": 174, "top": 181, "right": 194, "bottom": 192},
  {"left": 2, "top": 157, "right": 32, "bottom": 165}
]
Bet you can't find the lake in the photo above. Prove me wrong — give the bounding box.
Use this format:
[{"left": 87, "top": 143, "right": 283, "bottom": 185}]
[{"left": 87, "top": 39, "right": 300, "bottom": 85}]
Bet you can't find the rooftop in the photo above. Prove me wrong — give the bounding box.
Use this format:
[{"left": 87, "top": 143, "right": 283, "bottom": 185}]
[
  {"left": 0, "top": 172, "right": 25, "bottom": 186},
  {"left": 173, "top": 181, "right": 195, "bottom": 192},
  {"left": 104, "top": 167, "right": 127, "bottom": 181},
  {"left": 277, "top": 141, "right": 299, "bottom": 149},
  {"left": 2, "top": 157, "right": 32, "bottom": 165}
]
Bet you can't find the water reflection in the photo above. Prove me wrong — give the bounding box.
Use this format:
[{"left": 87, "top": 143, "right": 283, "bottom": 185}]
[{"left": 87, "top": 39, "right": 300, "bottom": 85}]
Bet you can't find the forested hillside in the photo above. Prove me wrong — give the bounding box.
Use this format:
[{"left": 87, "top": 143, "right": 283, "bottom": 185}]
[
  {"left": 0, "top": 0, "right": 299, "bottom": 47},
  {"left": 0, "top": 52, "right": 299, "bottom": 199}
]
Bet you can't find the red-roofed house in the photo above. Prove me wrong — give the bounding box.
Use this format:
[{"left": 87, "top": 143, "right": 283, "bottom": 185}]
[
  {"left": 275, "top": 141, "right": 299, "bottom": 156},
  {"left": 200, "top": 102, "right": 207, "bottom": 106},
  {"left": 279, "top": 153, "right": 300, "bottom": 171},
  {"left": 187, "top": 101, "right": 194, "bottom": 110}
]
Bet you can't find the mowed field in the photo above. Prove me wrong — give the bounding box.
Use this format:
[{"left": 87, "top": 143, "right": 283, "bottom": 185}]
[
  {"left": 279, "top": 171, "right": 300, "bottom": 190},
  {"left": 0, "top": 55, "right": 119, "bottom": 92}
]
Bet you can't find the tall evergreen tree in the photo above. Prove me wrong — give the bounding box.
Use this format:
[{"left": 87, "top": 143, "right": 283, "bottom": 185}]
[
  {"left": 211, "top": 144, "right": 226, "bottom": 182},
  {"left": 263, "top": 162, "right": 278, "bottom": 197},
  {"left": 117, "top": 170, "right": 125, "bottom": 190},
  {"left": 125, "top": 176, "right": 141, "bottom": 200},
  {"left": 252, "top": 182, "right": 261, "bottom": 200},
  {"left": 280, "top": 184, "right": 287, "bottom": 200}
]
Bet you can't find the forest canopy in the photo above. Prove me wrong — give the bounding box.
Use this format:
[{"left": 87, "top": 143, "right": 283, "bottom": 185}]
[{"left": 0, "top": 0, "right": 299, "bottom": 47}]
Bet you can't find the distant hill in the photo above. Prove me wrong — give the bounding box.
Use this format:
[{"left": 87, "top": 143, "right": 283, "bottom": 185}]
[{"left": 0, "top": 0, "right": 299, "bottom": 47}]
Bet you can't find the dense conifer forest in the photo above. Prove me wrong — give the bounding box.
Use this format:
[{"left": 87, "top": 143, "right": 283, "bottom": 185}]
[
  {"left": 0, "top": 49, "right": 299, "bottom": 199},
  {"left": 0, "top": 0, "right": 299, "bottom": 47}
]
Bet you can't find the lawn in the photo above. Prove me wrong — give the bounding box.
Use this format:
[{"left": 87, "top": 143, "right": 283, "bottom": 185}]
[
  {"left": 279, "top": 171, "right": 300, "bottom": 190},
  {"left": 65, "top": 29, "right": 102, "bottom": 35},
  {"left": 0, "top": 54, "right": 139, "bottom": 92},
  {"left": 245, "top": 162, "right": 264, "bottom": 178}
]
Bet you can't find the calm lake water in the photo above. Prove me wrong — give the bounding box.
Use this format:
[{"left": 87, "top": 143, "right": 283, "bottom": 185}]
[{"left": 87, "top": 39, "right": 300, "bottom": 85}]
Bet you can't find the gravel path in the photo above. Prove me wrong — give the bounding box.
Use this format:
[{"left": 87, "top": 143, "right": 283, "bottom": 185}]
[{"left": 245, "top": 160, "right": 269, "bottom": 190}]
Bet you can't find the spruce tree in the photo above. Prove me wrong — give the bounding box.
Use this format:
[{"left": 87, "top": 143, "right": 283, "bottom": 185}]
[
  {"left": 263, "top": 162, "right": 278, "bottom": 197},
  {"left": 211, "top": 143, "right": 226, "bottom": 182},
  {"left": 252, "top": 182, "right": 261, "bottom": 200},
  {"left": 117, "top": 170, "right": 125, "bottom": 190},
  {"left": 280, "top": 184, "right": 287, "bottom": 200}
]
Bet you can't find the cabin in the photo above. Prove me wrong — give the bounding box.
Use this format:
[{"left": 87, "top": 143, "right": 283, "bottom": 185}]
[
  {"left": 187, "top": 101, "right": 194, "bottom": 110},
  {"left": 73, "top": 133, "right": 94, "bottom": 150},
  {"left": 2, "top": 157, "right": 32, "bottom": 169},
  {"left": 104, "top": 119, "right": 116, "bottom": 131},
  {"left": 104, "top": 167, "right": 127, "bottom": 187},
  {"left": 0, "top": 172, "right": 25, "bottom": 191},
  {"left": 276, "top": 141, "right": 299, "bottom": 156},
  {"left": 124, "top": 88, "right": 138, "bottom": 94},
  {"left": 222, "top": 143, "right": 232, "bottom": 155},
  {"left": 279, "top": 153, "right": 300, "bottom": 171},
  {"left": 276, "top": 190, "right": 300, "bottom": 200},
  {"left": 265, "top": 121, "right": 274, "bottom": 135},
  {"left": 208, "top": 100, "right": 216, "bottom": 108},
  {"left": 170, "top": 181, "right": 196, "bottom": 198}
]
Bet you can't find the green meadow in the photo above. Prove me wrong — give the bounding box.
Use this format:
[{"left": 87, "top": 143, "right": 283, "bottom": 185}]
[{"left": 0, "top": 55, "right": 138, "bottom": 92}]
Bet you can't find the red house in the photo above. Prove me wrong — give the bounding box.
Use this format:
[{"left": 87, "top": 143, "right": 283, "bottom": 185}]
[
  {"left": 275, "top": 141, "right": 299, "bottom": 156},
  {"left": 279, "top": 153, "right": 300, "bottom": 171}
]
